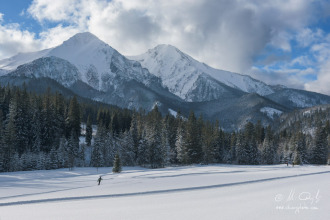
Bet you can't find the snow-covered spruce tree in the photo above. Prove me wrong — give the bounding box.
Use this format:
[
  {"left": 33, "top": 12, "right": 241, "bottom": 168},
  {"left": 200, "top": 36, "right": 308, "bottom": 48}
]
[
  {"left": 185, "top": 111, "right": 202, "bottom": 164},
  {"left": 0, "top": 110, "right": 4, "bottom": 172},
  {"left": 161, "top": 118, "right": 172, "bottom": 167},
  {"left": 244, "top": 122, "right": 259, "bottom": 165},
  {"left": 255, "top": 120, "right": 265, "bottom": 145},
  {"left": 57, "top": 137, "right": 68, "bottom": 168},
  {"left": 66, "top": 96, "right": 81, "bottom": 139},
  {"left": 14, "top": 87, "right": 32, "bottom": 156},
  {"left": 137, "top": 130, "right": 148, "bottom": 167},
  {"left": 90, "top": 125, "right": 105, "bottom": 171},
  {"left": 41, "top": 88, "right": 57, "bottom": 152},
  {"left": 145, "top": 105, "right": 164, "bottom": 168},
  {"left": 293, "top": 132, "right": 307, "bottom": 165},
  {"left": 10, "top": 153, "right": 20, "bottom": 172},
  {"left": 163, "top": 113, "right": 178, "bottom": 164},
  {"left": 64, "top": 96, "right": 81, "bottom": 170},
  {"left": 31, "top": 95, "right": 43, "bottom": 153},
  {"left": 2, "top": 104, "right": 18, "bottom": 172},
  {"left": 236, "top": 132, "right": 248, "bottom": 164},
  {"left": 202, "top": 121, "right": 215, "bottom": 164},
  {"left": 120, "top": 131, "right": 135, "bottom": 166},
  {"left": 85, "top": 115, "right": 93, "bottom": 146},
  {"left": 76, "top": 143, "right": 85, "bottom": 167},
  {"left": 112, "top": 153, "right": 122, "bottom": 173},
  {"left": 103, "top": 132, "right": 117, "bottom": 167},
  {"left": 67, "top": 131, "right": 79, "bottom": 170},
  {"left": 54, "top": 92, "right": 66, "bottom": 140},
  {"left": 129, "top": 114, "right": 139, "bottom": 163},
  {"left": 262, "top": 127, "right": 275, "bottom": 164},
  {"left": 311, "top": 124, "right": 328, "bottom": 164},
  {"left": 175, "top": 112, "right": 187, "bottom": 164},
  {"left": 49, "top": 146, "right": 59, "bottom": 169},
  {"left": 213, "top": 121, "right": 224, "bottom": 163}
]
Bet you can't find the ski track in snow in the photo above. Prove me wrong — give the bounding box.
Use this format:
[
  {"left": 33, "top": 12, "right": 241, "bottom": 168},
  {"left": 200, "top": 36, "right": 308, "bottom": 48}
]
[{"left": 1, "top": 170, "right": 328, "bottom": 207}]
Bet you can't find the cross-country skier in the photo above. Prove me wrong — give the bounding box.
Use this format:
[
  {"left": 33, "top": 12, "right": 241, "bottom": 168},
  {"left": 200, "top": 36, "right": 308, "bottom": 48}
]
[{"left": 97, "top": 176, "right": 103, "bottom": 185}]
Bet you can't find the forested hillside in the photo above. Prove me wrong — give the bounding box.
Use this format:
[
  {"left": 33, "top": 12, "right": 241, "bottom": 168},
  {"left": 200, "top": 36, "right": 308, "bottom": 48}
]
[{"left": 0, "top": 85, "right": 329, "bottom": 172}]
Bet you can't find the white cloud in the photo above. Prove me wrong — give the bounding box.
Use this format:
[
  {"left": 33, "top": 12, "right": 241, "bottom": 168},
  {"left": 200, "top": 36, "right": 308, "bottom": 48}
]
[
  {"left": 0, "top": 21, "right": 41, "bottom": 59},
  {"left": 23, "top": 0, "right": 319, "bottom": 74},
  {"left": 296, "top": 28, "right": 324, "bottom": 48},
  {"left": 305, "top": 60, "right": 330, "bottom": 95},
  {"left": 27, "top": 0, "right": 87, "bottom": 24},
  {"left": 303, "top": 33, "right": 330, "bottom": 94},
  {"left": 39, "top": 25, "right": 81, "bottom": 49}
]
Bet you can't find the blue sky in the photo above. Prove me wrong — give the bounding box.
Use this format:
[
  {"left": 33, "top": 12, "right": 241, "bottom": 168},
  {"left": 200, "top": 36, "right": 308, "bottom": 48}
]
[{"left": 1, "top": 0, "right": 330, "bottom": 95}]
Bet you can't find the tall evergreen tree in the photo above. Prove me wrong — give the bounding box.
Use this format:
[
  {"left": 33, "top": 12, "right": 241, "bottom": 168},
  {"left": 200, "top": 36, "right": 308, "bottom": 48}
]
[
  {"left": 137, "top": 130, "right": 149, "bottom": 166},
  {"left": 90, "top": 125, "right": 106, "bottom": 170},
  {"left": 0, "top": 110, "right": 4, "bottom": 171},
  {"left": 130, "top": 114, "right": 139, "bottom": 163},
  {"left": 244, "top": 122, "right": 259, "bottom": 164},
  {"left": 145, "top": 106, "right": 164, "bottom": 168},
  {"left": 236, "top": 132, "right": 248, "bottom": 164},
  {"left": 311, "top": 124, "right": 328, "bottom": 164},
  {"left": 262, "top": 126, "right": 275, "bottom": 164},
  {"left": 293, "top": 132, "right": 306, "bottom": 165},
  {"left": 185, "top": 111, "right": 202, "bottom": 164},
  {"left": 67, "top": 96, "right": 81, "bottom": 138},
  {"left": 112, "top": 153, "right": 122, "bottom": 173},
  {"left": 120, "top": 131, "right": 135, "bottom": 166},
  {"left": 85, "top": 115, "right": 93, "bottom": 146},
  {"left": 67, "top": 131, "right": 79, "bottom": 170},
  {"left": 2, "top": 101, "right": 18, "bottom": 171},
  {"left": 175, "top": 117, "right": 188, "bottom": 164}
]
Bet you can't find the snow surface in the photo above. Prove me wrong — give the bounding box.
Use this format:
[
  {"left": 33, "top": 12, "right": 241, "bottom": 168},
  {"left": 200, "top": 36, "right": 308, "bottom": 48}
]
[
  {"left": 260, "top": 107, "right": 283, "bottom": 119},
  {"left": 0, "top": 165, "right": 329, "bottom": 220},
  {"left": 130, "top": 45, "right": 274, "bottom": 100},
  {"left": 0, "top": 48, "right": 52, "bottom": 71},
  {"left": 168, "top": 108, "right": 177, "bottom": 117}
]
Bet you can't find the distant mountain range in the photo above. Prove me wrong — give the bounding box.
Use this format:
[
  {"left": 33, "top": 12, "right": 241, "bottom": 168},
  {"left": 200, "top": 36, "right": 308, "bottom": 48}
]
[{"left": 1, "top": 32, "right": 330, "bottom": 130}]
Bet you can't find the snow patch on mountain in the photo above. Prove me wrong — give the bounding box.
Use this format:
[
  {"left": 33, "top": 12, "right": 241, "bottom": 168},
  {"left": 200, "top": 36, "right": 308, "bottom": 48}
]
[
  {"left": 288, "top": 93, "right": 315, "bottom": 108},
  {"left": 9, "top": 56, "right": 81, "bottom": 87},
  {"left": 0, "top": 49, "right": 52, "bottom": 71},
  {"left": 260, "top": 107, "right": 282, "bottom": 119},
  {"left": 0, "top": 69, "right": 8, "bottom": 76},
  {"left": 168, "top": 109, "right": 177, "bottom": 117}
]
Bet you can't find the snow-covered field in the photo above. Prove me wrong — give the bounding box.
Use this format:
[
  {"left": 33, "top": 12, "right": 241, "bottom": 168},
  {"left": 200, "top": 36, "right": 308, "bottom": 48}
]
[{"left": 0, "top": 165, "right": 329, "bottom": 220}]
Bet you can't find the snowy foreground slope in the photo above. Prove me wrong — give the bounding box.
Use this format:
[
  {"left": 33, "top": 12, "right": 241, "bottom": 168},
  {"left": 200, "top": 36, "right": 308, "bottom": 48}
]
[{"left": 0, "top": 165, "right": 329, "bottom": 220}]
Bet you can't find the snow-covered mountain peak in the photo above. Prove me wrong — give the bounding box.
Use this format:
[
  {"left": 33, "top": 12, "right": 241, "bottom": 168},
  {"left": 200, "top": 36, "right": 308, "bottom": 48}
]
[
  {"left": 48, "top": 32, "right": 116, "bottom": 87},
  {"left": 1, "top": 32, "right": 165, "bottom": 94},
  {"left": 151, "top": 44, "right": 185, "bottom": 57},
  {"left": 131, "top": 45, "right": 275, "bottom": 101},
  {"left": 64, "top": 32, "right": 101, "bottom": 43},
  {"left": 58, "top": 32, "right": 111, "bottom": 51}
]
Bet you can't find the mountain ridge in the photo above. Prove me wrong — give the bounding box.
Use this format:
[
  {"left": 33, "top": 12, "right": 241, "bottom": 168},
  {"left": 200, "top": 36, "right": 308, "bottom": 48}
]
[{"left": 130, "top": 44, "right": 275, "bottom": 101}]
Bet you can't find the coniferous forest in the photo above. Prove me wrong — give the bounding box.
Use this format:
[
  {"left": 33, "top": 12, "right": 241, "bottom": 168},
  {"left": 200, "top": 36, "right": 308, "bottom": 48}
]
[{"left": 0, "top": 84, "right": 329, "bottom": 172}]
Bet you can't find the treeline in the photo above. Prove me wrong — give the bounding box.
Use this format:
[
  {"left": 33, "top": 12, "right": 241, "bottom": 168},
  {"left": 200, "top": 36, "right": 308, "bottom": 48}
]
[
  {"left": 0, "top": 85, "right": 329, "bottom": 172},
  {"left": 0, "top": 84, "right": 127, "bottom": 172},
  {"left": 91, "top": 108, "right": 329, "bottom": 169}
]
